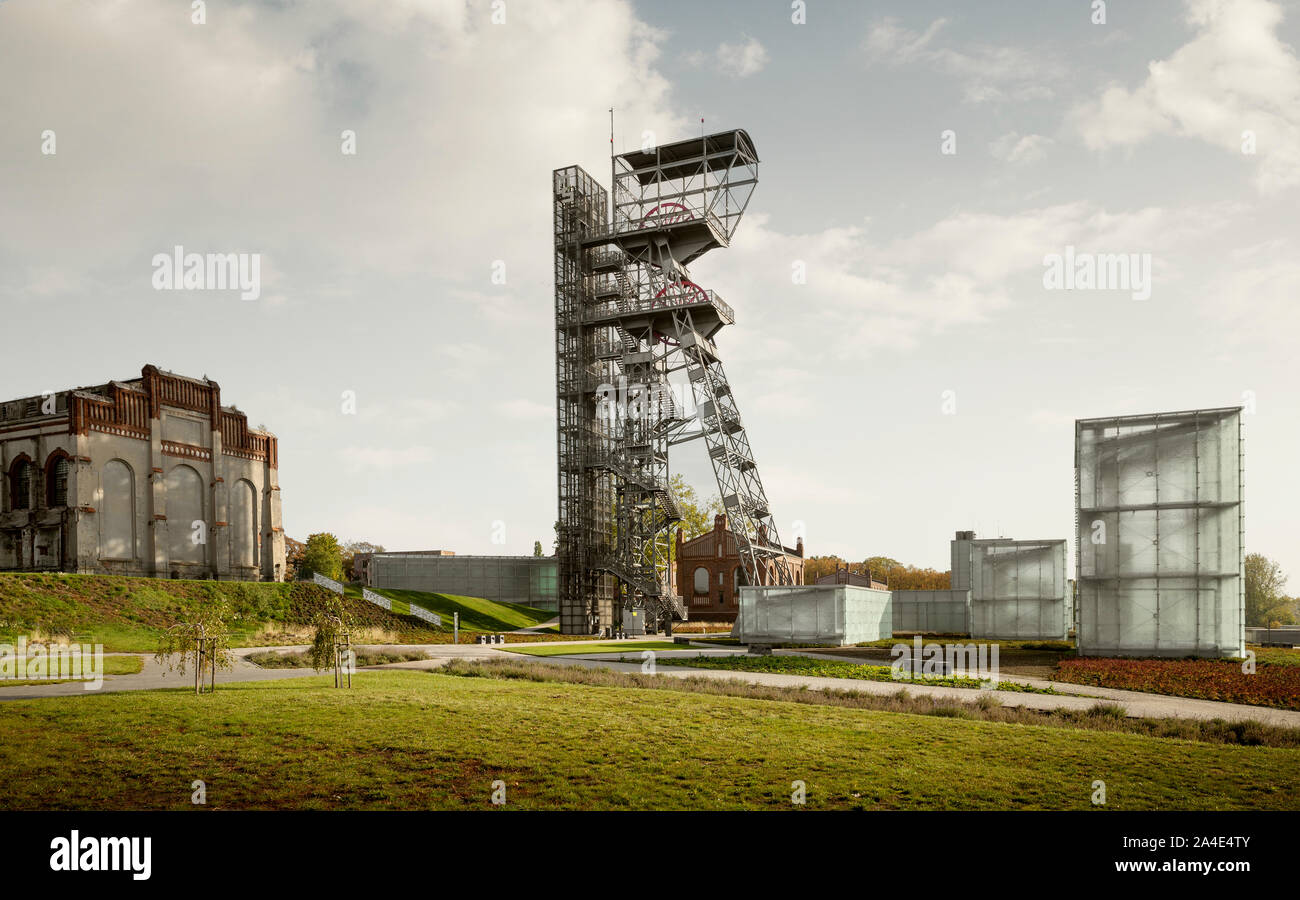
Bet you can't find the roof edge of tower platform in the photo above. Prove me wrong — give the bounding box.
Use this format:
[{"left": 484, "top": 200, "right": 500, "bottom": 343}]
[
  {"left": 616, "top": 129, "right": 759, "bottom": 185},
  {"left": 1074, "top": 405, "right": 1245, "bottom": 427}
]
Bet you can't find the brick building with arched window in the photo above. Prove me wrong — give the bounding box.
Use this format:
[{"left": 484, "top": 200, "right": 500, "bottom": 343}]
[
  {"left": 0, "top": 365, "right": 284, "bottom": 581},
  {"left": 674, "top": 513, "right": 804, "bottom": 621}
]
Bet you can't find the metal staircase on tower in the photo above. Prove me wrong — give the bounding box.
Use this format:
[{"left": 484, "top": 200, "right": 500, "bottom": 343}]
[{"left": 554, "top": 127, "right": 793, "bottom": 635}]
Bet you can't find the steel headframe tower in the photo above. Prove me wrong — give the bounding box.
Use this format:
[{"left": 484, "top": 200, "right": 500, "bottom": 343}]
[{"left": 554, "top": 128, "right": 794, "bottom": 636}]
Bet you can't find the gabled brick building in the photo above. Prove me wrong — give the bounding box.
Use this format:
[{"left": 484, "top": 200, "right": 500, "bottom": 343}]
[
  {"left": 0, "top": 365, "right": 284, "bottom": 581},
  {"left": 674, "top": 514, "right": 804, "bottom": 621}
]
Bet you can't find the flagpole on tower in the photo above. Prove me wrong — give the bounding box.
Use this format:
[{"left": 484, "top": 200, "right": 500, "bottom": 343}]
[{"left": 610, "top": 107, "right": 615, "bottom": 223}]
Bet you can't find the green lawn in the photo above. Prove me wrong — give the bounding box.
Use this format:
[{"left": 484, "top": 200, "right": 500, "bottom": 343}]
[
  {"left": 0, "top": 653, "right": 143, "bottom": 687},
  {"left": 101, "top": 654, "right": 145, "bottom": 676},
  {"left": 344, "top": 586, "right": 554, "bottom": 632},
  {"left": 0, "top": 670, "right": 1295, "bottom": 809},
  {"left": 1252, "top": 646, "right": 1300, "bottom": 667},
  {"left": 658, "top": 653, "right": 1053, "bottom": 692},
  {"left": 502, "top": 640, "right": 684, "bottom": 657}
]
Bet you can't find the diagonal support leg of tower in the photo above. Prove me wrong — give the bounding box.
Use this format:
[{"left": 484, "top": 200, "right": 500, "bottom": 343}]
[{"left": 669, "top": 308, "right": 795, "bottom": 588}]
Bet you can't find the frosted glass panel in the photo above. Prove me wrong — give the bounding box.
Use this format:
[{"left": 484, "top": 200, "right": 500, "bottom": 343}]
[{"left": 1075, "top": 409, "right": 1243, "bottom": 658}]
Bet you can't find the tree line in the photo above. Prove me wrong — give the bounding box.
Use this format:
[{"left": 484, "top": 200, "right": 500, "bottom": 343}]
[{"left": 802, "top": 555, "right": 950, "bottom": 590}]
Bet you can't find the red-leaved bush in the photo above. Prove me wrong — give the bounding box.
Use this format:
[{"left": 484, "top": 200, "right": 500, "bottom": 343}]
[{"left": 1054, "top": 658, "right": 1300, "bottom": 711}]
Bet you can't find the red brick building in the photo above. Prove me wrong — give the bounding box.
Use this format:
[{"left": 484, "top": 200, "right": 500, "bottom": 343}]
[{"left": 674, "top": 514, "right": 804, "bottom": 621}]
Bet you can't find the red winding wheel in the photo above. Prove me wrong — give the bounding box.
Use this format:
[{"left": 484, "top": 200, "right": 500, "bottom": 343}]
[{"left": 639, "top": 202, "right": 693, "bottom": 228}]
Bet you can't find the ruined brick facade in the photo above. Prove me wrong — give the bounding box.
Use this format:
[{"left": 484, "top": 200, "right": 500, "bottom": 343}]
[{"left": 0, "top": 365, "right": 285, "bottom": 581}]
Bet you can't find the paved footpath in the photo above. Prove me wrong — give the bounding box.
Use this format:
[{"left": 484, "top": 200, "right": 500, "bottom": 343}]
[
  {"left": 2, "top": 640, "right": 1297, "bottom": 730},
  {"left": 489, "top": 645, "right": 1300, "bottom": 729},
  {"left": 0, "top": 644, "right": 512, "bottom": 701}
]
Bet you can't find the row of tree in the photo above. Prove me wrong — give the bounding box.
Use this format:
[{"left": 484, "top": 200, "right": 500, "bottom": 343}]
[{"left": 802, "top": 555, "right": 951, "bottom": 590}]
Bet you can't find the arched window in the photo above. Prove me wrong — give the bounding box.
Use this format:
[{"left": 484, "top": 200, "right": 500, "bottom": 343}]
[
  {"left": 230, "top": 479, "right": 257, "bottom": 568},
  {"left": 102, "top": 460, "right": 136, "bottom": 560},
  {"left": 165, "top": 465, "right": 205, "bottom": 565},
  {"left": 9, "top": 458, "right": 33, "bottom": 511},
  {"left": 733, "top": 566, "right": 745, "bottom": 590},
  {"left": 693, "top": 566, "right": 709, "bottom": 594},
  {"left": 46, "top": 453, "right": 71, "bottom": 507}
]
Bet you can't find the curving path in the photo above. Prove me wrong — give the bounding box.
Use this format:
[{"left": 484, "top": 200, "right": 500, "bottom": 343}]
[{"left": 3, "top": 640, "right": 1297, "bottom": 731}]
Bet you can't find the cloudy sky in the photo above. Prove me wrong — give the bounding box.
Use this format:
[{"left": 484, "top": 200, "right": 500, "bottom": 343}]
[{"left": 2, "top": 0, "right": 1297, "bottom": 583}]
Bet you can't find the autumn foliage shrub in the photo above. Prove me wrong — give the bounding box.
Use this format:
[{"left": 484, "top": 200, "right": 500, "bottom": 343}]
[{"left": 1055, "top": 657, "right": 1300, "bottom": 711}]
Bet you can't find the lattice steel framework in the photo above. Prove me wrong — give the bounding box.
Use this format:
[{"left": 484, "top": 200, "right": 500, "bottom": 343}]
[{"left": 554, "top": 129, "right": 793, "bottom": 635}]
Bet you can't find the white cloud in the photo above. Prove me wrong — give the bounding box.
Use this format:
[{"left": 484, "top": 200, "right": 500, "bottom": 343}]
[
  {"left": 0, "top": 0, "right": 692, "bottom": 553},
  {"left": 326, "top": 503, "right": 469, "bottom": 553},
  {"left": 716, "top": 36, "right": 769, "bottom": 78},
  {"left": 989, "top": 132, "right": 1053, "bottom": 164},
  {"left": 1028, "top": 409, "right": 1078, "bottom": 430},
  {"left": 355, "top": 397, "right": 459, "bottom": 426},
  {"left": 703, "top": 201, "right": 1227, "bottom": 359},
  {"left": 498, "top": 398, "right": 553, "bottom": 421},
  {"left": 865, "top": 17, "right": 1063, "bottom": 103},
  {"left": 0, "top": 0, "right": 688, "bottom": 277},
  {"left": 865, "top": 17, "right": 949, "bottom": 59},
  {"left": 339, "top": 445, "right": 435, "bottom": 472},
  {"left": 1071, "top": 0, "right": 1300, "bottom": 191},
  {"left": 1203, "top": 239, "right": 1300, "bottom": 347}
]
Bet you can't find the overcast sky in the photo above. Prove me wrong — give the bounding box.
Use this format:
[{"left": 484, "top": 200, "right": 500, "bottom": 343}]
[{"left": 2, "top": 0, "right": 1297, "bottom": 584}]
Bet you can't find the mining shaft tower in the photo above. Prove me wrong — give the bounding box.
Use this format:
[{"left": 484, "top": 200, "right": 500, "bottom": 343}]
[{"left": 554, "top": 128, "right": 793, "bottom": 635}]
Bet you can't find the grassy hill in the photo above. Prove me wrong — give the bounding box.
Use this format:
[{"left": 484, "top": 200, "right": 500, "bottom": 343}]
[
  {"left": 0, "top": 574, "right": 559, "bottom": 652},
  {"left": 346, "top": 585, "right": 555, "bottom": 632},
  {"left": 1, "top": 668, "right": 1296, "bottom": 810},
  {"left": 0, "top": 573, "right": 444, "bottom": 651}
]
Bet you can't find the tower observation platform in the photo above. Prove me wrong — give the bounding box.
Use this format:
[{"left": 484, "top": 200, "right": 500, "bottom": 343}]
[{"left": 554, "top": 127, "right": 793, "bottom": 635}]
